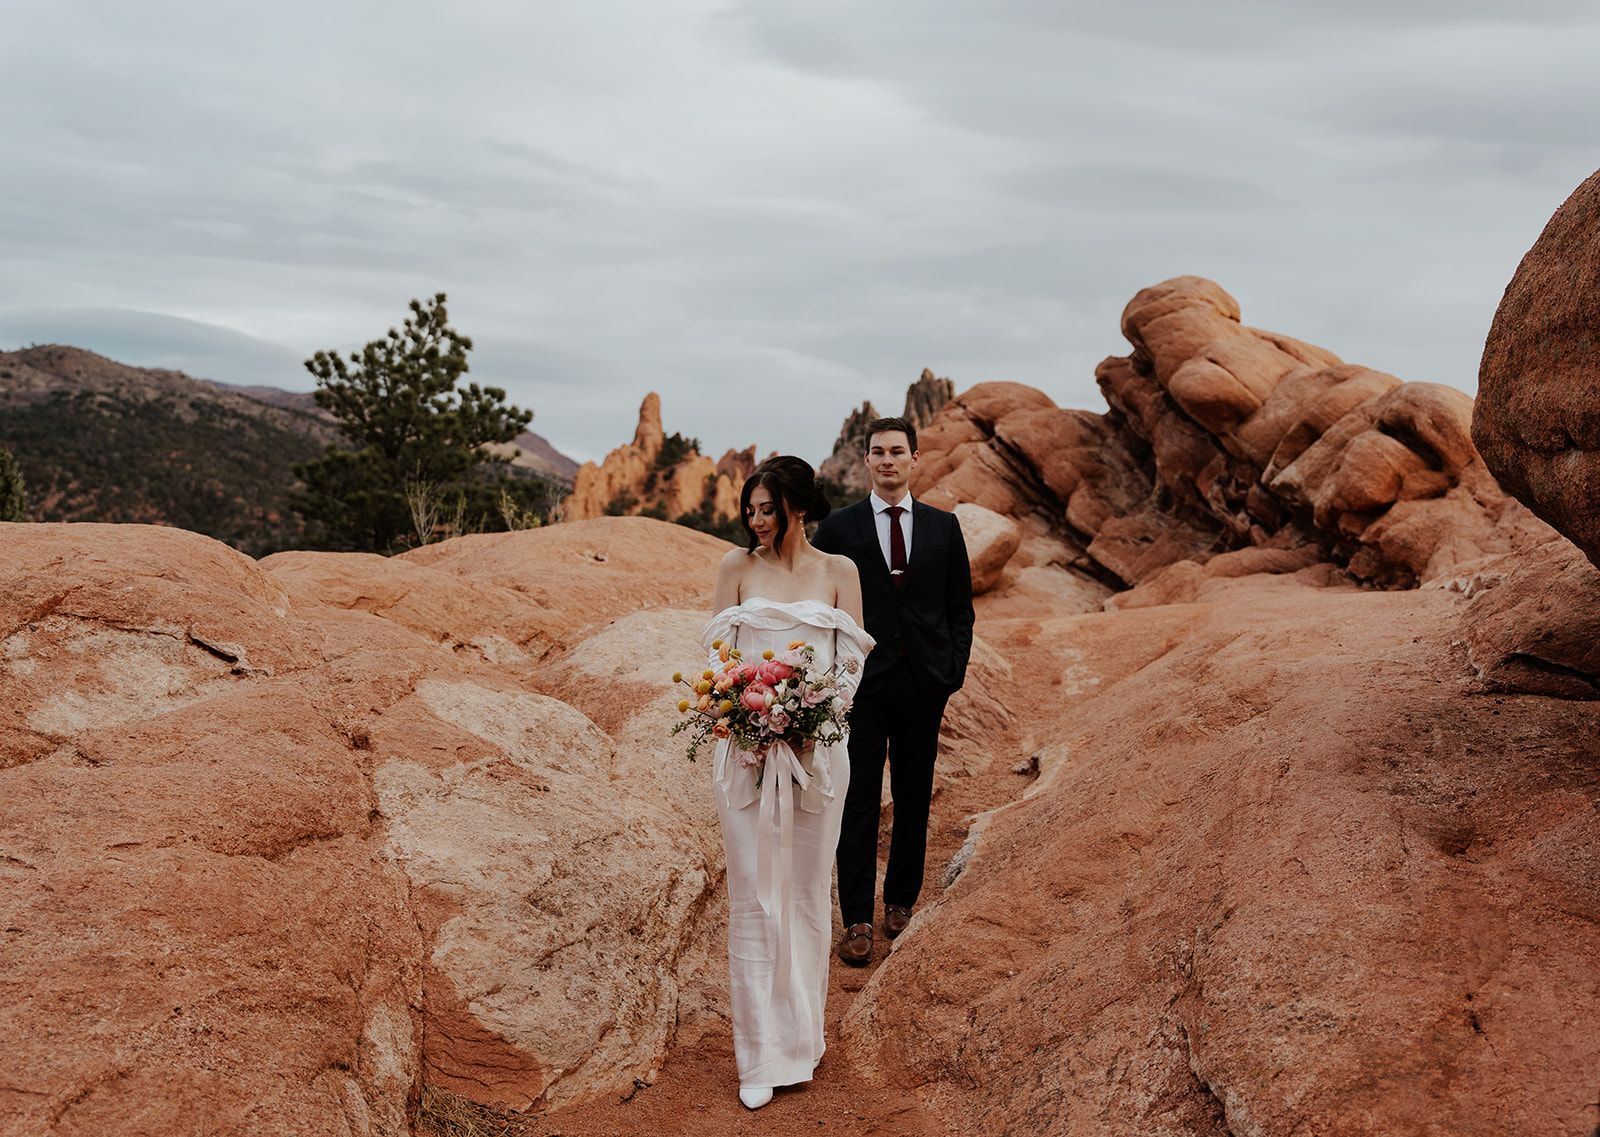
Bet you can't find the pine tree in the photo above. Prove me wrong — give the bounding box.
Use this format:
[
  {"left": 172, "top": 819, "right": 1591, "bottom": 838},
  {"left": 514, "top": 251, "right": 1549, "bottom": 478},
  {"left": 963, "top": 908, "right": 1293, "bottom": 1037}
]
[
  {"left": 0, "top": 445, "right": 27, "bottom": 523},
  {"left": 291, "top": 294, "right": 539, "bottom": 552}
]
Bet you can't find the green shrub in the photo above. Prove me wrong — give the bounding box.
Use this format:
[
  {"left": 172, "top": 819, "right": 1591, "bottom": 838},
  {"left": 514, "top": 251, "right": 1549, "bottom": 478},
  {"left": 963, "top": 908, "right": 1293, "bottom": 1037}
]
[{"left": 0, "top": 445, "right": 27, "bottom": 522}]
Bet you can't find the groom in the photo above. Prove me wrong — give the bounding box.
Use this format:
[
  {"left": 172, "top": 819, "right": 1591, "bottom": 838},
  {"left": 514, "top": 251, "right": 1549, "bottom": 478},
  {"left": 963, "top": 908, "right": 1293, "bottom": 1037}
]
[{"left": 813, "top": 415, "right": 974, "bottom": 966}]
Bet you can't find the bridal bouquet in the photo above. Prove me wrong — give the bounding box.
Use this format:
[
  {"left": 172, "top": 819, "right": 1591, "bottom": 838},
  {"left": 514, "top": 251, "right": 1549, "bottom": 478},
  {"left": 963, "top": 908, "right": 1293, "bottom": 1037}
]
[{"left": 671, "top": 638, "right": 855, "bottom": 767}]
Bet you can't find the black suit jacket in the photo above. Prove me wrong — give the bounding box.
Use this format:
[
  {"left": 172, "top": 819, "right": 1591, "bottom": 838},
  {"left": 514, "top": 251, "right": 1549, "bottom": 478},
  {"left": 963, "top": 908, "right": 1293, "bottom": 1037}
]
[{"left": 813, "top": 497, "right": 975, "bottom": 700}]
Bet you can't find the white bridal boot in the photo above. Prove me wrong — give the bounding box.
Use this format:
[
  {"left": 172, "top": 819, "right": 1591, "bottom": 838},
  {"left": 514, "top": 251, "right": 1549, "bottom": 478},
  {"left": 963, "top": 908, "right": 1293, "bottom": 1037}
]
[{"left": 739, "top": 1086, "right": 773, "bottom": 1110}]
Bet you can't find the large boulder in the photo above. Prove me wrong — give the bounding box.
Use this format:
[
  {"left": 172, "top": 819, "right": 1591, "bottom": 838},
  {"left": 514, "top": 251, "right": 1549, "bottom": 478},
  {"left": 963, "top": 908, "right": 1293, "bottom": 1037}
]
[
  {"left": 954, "top": 502, "right": 1021, "bottom": 594},
  {"left": 1476, "top": 167, "right": 1600, "bottom": 572},
  {"left": 912, "top": 278, "right": 1554, "bottom": 600},
  {"left": 0, "top": 519, "right": 734, "bottom": 1132}
]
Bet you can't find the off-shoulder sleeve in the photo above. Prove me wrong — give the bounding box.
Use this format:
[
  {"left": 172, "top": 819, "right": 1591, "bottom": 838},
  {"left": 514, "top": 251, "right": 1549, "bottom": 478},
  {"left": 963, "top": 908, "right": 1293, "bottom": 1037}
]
[{"left": 832, "top": 617, "right": 872, "bottom": 700}]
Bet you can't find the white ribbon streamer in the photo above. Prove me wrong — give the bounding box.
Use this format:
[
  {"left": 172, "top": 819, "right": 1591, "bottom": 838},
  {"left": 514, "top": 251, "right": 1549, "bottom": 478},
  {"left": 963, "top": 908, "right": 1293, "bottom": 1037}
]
[{"left": 753, "top": 739, "right": 813, "bottom": 999}]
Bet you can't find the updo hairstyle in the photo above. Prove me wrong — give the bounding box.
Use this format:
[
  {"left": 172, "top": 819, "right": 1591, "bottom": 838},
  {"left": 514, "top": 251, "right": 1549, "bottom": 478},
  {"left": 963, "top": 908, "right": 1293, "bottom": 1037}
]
[{"left": 739, "top": 455, "right": 833, "bottom": 552}]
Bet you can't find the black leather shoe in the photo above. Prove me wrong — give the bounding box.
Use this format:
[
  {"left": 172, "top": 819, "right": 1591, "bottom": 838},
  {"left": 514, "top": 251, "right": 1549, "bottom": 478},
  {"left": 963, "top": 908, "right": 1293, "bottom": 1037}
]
[
  {"left": 885, "top": 905, "right": 912, "bottom": 939},
  {"left": 838, "top": 923, "right": 873, "bottom": 965}
]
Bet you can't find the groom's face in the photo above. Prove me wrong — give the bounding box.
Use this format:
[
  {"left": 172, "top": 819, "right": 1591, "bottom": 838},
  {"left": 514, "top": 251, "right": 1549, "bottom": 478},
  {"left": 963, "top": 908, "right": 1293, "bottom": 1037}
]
[{"left": 865, "top": 430, "right": 918, "bottom": 499}]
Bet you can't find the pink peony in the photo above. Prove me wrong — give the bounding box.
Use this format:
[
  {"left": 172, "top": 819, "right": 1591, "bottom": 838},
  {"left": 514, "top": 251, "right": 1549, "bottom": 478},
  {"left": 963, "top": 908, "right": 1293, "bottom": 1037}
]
[
  {"left": 740, "top": 682, "right": 773, "bottom": 712},
  {"left": 756, "top": 660, "right": 794, "bottom": 686}
]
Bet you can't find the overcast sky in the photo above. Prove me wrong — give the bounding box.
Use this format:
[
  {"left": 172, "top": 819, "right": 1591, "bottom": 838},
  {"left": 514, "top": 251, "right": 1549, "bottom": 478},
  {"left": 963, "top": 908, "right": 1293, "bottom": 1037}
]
[{"left": 3, "top": 1, "right": 1597, "bottom": 465}]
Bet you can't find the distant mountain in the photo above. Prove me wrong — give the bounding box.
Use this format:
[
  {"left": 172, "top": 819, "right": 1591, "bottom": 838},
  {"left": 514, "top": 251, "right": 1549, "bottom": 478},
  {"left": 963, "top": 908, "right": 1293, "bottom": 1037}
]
[
  {"left": 0, "top": 346, "right": 338, "bottom": 556},
  {"left": 200, "top": 379, "right": 581, "bottom": 480},
  {"left": 0, "top": 347, "right": 582, "bottom": 557}
]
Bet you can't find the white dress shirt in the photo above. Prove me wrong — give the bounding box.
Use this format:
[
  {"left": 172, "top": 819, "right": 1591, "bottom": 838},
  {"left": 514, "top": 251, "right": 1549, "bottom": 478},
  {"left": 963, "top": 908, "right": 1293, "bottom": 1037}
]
[{"left": 869, "top": 490, "right": 913, "bottom": 572}]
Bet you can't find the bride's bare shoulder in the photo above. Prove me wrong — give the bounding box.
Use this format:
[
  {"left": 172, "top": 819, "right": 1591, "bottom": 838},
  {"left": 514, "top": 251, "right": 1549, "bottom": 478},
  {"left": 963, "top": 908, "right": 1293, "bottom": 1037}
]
[{"left": 822, "top": 551, "right": 859, "bottom": 580}]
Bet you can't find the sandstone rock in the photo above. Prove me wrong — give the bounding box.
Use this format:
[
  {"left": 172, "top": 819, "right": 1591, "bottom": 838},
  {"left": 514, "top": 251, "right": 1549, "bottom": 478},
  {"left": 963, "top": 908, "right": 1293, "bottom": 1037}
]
[
  {"left": 373, "top": 678, "right": 715, "bottom": 1111},
  {"left": 844, "top": 574, "right": 1600, "bottom": 1135},
  {"left": 817, "top": 401, "right": 880, "bottom": 498},
  {"left": 1260, "top": 365, "right": 1402, "bottom": 479},
  {"left": 1, "top": 519, "right": 736, "bottom": 1133},
  {"left": 0, "top": 527, "right": 421, "bottom": 1136},
  {"left": 1461, "top": 535, "right": 1600, "bottom": 699},
  {"left": 904, "top": 368, "right": 956, "bottom": 431},
  {"left": 1476, "top": 166, "right": 1600, "bottom": 571},
  {"left": 911, "top": 277, "right": 1528, "bottom": 605},
  {"left": 1104, "top": 544, "right": 1327, "bottom": 610},
  {"left": 564, "top": 395, "right": 660, "bottom": 521},
  {"left": 952, "top": 503, "right": 1021, "bottom": 595},
  {"left": 262, "top": 549, "right": 558, "bottom": 665},
  {"left": 397, "top": 517, "right": 729, "bottom": 643},
  {"left": 562, "top": 394, "right": 744, "bottom": 527}
]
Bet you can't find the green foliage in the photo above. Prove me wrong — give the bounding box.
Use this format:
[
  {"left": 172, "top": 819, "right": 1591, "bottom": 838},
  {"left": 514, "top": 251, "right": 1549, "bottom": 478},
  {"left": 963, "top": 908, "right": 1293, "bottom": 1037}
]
[
  {"left": 604, "top": 489, "right": 639, "bottom": 516},
  {"left": 292, "top": 293, "right": 538, "bottom": 552},
  {"left": 0, "top": 392, "right": 325, "bottom": 554},
  {"left": 674, "top": 475, "right": 746, "bottom": 544},
  {"left": 0, "top": 444, "right": 28, "bottom": 522},
  {"left": 657, "top": 432, "right": 699, "bottom": 469}
]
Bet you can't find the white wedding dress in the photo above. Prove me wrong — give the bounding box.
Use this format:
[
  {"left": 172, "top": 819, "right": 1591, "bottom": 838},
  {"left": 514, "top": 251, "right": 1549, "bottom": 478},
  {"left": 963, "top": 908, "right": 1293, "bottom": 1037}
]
[{"left": 702, "top": 598, "right": 875, "bottom": 1093}]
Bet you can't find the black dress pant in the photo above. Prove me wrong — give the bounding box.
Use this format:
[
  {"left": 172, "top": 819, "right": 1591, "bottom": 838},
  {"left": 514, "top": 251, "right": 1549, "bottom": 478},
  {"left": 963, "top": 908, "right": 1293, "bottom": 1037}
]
[{"left": 835, "top": 658, "right": 949, "bottom": 928}]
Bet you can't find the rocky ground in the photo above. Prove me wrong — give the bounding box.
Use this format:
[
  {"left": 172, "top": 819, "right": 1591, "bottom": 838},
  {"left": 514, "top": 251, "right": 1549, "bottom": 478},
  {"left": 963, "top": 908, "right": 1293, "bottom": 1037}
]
[{"left": 6, "top": 512, "right": 1597, "bottom": 1137}]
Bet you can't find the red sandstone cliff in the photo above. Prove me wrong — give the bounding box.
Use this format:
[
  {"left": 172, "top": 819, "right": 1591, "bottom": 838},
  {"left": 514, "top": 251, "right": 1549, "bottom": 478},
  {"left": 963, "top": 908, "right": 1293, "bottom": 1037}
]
[{"left": 562, "top": 393, "right": 746, "bottom": 525}]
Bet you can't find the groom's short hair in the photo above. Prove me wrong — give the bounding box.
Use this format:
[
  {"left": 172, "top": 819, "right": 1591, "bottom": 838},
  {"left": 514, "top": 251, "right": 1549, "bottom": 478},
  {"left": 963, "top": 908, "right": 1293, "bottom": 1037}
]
[{"left": 866, "top": 415, "right": 917, "bottom": 454}]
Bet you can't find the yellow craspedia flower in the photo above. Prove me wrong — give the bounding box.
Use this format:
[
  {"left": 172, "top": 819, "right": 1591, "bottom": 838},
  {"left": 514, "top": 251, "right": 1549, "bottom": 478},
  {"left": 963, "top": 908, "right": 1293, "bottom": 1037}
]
[
  {"left": 678, "top": 699, "right": 690, "bottom": 713},
  {"left": 672, "top": 671, "right": 683, "bottom": 684},
  {"left": 702, "top": 669, "right": 715, "bottom": 680},
  {"left": 762, "top": 650, "right": 775, "bottom": 660},
  {"left": 719, "top": 699, "right": 734, "bottom": 715},
  {"left": 712, "top": 639, "right": 724, "bottom": 649}
]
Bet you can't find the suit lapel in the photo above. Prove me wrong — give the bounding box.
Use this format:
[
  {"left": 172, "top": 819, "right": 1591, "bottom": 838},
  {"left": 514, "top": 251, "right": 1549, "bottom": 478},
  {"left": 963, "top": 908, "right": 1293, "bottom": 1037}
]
[{"left": 904, "top": 500, "right": 939, "bottom": 577}]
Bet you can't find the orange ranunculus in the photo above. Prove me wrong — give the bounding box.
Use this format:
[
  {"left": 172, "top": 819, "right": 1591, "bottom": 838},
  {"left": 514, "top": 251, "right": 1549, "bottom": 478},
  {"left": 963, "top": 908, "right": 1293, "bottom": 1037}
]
[{"left": 713, "top": 722, "right": 731, "bottom": 738}]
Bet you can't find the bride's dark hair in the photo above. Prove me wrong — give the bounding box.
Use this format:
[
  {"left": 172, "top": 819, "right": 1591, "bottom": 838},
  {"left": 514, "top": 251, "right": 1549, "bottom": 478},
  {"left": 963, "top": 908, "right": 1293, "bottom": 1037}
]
[{"left": 740, "top": 455, "right": 832, "bottom": 552}]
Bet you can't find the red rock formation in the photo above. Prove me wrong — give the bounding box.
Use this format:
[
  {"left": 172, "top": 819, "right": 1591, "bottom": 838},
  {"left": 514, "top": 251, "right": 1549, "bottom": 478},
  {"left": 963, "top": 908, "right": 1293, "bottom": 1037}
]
[
  {"left": 562, "top": 393, "right": 744, "bottom": 526},
  {"left": 1475, "top": 166, "right": 1600, "bottom": 572},
  {"left": 843, "top": 565, "right": 1600, "bottom": 1135},
  {"left": 0, "top": 519, "right": 735, "bottom": 1133},
  {"left": 913, "top": 277, "right": 1553, "bottom": 594}
]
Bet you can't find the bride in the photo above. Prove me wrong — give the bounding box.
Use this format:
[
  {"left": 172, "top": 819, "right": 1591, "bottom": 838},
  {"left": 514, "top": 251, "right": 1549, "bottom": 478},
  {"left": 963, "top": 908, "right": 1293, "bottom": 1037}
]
[{"left": 704, "top": 455, "right": 873, "bottom": 1110}]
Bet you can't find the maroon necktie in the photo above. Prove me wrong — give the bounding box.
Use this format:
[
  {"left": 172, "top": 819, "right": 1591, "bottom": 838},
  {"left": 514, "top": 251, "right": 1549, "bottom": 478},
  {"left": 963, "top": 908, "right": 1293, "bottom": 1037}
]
[{"left": 886, "top": 505, "right": 906, "bottom": 589}]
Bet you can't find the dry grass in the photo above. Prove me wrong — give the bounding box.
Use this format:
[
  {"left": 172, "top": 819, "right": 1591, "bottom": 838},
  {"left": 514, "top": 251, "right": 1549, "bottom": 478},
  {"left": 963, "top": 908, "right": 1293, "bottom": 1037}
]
[{"left": 414, "top": 1084, "right": 545, "bottom": 1137}]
